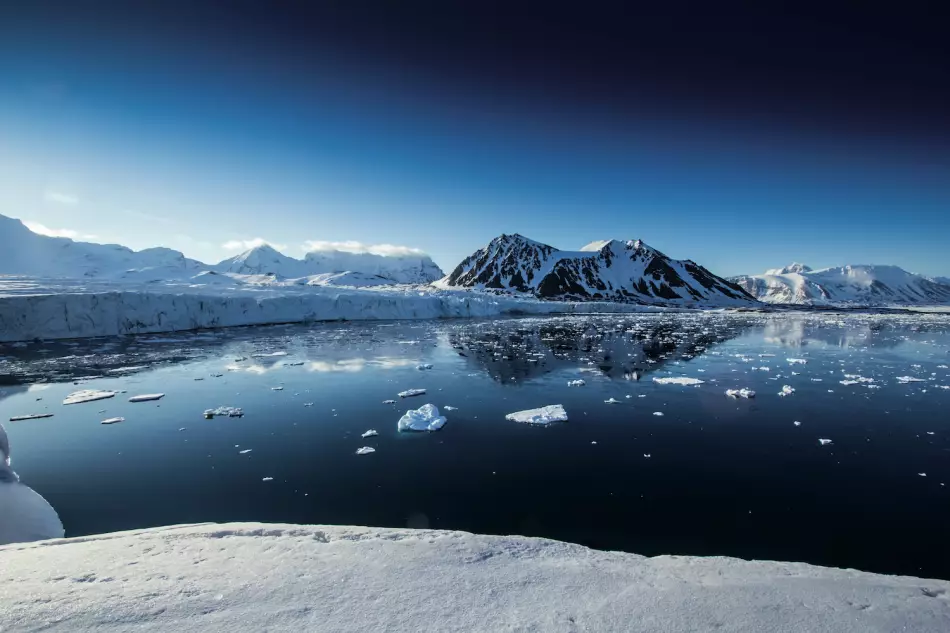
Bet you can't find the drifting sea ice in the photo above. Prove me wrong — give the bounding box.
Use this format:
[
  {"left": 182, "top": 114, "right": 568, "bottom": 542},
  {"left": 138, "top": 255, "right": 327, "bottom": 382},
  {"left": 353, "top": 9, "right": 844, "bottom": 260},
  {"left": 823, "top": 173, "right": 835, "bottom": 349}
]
[
  {"left": 239, "top": 449, "right": 252, "bottom": 454},
  {"left": 8, "top": 414, "right": 53, "bottom": 422},
  {"left": 204, "top": 406, "right": 244, "bottom": 418},
  {"left": 101, "top": 417, "right": 125, "bottom": 425},
  {"left": 726, "top": 389, "right": 756, "bottom": 399},
  {"left": 356, "top": 447, "right": 376, "bottom": 455},
  {"left": 653, "top": 377, "right": 704, "bottom": 386},
  {"left": 896, "top": 376, "right": 926, "bottom": 384},
  {"left": 129, "top": 393, "right": 164, "bottom": 403},
  {"left": 361, "top": 430, "right": 378, "bottom": 438},
  {"left": 787, "top": 358, "right": 808, "bottom": 365},
  {"left": 397, "top": 404, "right": 447, "bottom": 432},
  {"left": 819, "top": 439, "right": 833, "bottom": 446},
  {"left": 398, "top": 389, "right": 426, "bottom": 398},
  {"left": 505, "top": 405, "right": 568, "bottom": 426},
  {"left": 604, "top": 398, "right": 621, "bottom": 404},
  {"left": 416, "top": 364, "right": 433, "bottom": 370},
  {"left": 63, "top": 390, "right": 117, "bottom": 405},
  {"left": 567, "top": 380, "right": 586, "bottom": 387},
  {"left": 778, "top": 385, "right": 795, "bottom": 397}
]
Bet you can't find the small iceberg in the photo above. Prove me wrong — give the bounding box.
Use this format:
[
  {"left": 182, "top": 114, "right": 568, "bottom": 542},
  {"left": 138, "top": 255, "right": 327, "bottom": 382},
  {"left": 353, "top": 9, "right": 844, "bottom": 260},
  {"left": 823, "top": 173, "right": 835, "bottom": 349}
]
[
  {"left": 398, "top": 389, "right": 426, "bottom": 398},
  {"left": 361, "top": 429, "right": 379, "bottom": 438},
  {"left": 653, "top": 377, "right": 704, "bottom": 386},
  {"left": 100, "top": 417, "right": 125, "bottom": 425},
  {"left": 0, "top": 424, "right": 65, "bottom": 545},
  {"left": 8, "top": 414, "right": 53, "bottom": 422},
  {"left": 896, "top": 376, "right": 926, "bottom": 384},
  {"left": 778, "top": 385, "right": 795, "bottom": 397},
  {"left": 725, "top": 389, "right": 755, "bottom": 399},
  {"left": 818, "top": 438, "right": 833, "bottom": 446},
  {"left": 505, "top": 405, "right": 568, "bottom": 426},
  {"left": 356, "top": 447, "right": 376, "bottom": 455},
  {"left": 653, "top": 411, "right": 664, "bottom": 417},
  {"left": 262, "top": 477, "right": 274, "bottom": 482},
  {"left": 567, "top": 380, "right": 586, "bottom": 387},
  {"left": 382, "top": 399, "right": 396, "bottom": 405},
  {"left": 239, "top": 449, "right": 252, "bottom": 454},
  {"left": 204, "top": 406, "right": 244, "bottom": 418},
  {"left": 398, "top": 404, "right": 448, "bottom": 432},
  {"left": 63, "top": 390, "right": 117, "bottom": 405},
  {"left": 604, "top": 398, "right": 621, "bottom": 404},
  {"left": 416, "top": 364, "right": 433, "bottom": 371},
  {"left": 129, "top": 393, "right": 164, "bottom": 403},
  {"left": 787, "top": 358, "right": 808, "bottom": 365},
  {"left": 444, "top": 406, "right": 458, "bottom": 411}
]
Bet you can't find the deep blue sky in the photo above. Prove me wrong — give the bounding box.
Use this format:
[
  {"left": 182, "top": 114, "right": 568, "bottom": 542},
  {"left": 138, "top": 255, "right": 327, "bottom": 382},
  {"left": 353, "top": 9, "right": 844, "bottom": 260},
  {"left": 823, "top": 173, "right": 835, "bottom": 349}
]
[{"left": 1, "top": 2, "right": 949, "bottom": 276}]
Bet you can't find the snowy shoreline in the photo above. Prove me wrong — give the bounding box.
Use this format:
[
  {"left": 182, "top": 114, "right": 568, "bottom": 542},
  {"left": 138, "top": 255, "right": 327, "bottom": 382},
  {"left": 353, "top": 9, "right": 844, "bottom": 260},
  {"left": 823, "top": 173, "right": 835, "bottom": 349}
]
[{"left": 2, "top": 522, "right": 948, "bottom": 632}]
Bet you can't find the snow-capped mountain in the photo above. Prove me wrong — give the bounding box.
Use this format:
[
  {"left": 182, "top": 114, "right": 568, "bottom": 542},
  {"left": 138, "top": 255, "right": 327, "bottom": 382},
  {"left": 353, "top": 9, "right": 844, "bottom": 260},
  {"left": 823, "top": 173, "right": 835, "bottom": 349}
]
[
  {"left": 0, "top": 214, "right": 203, "bottom": 279},
  {"left": 438, "top": 234, "right": 755, "bottom": 305},
  {"left": 732, "top": 264, "right": 950, "bottom": 306},
  {"left": 216, "top": 245, "right": 444, "bottom": 284}
]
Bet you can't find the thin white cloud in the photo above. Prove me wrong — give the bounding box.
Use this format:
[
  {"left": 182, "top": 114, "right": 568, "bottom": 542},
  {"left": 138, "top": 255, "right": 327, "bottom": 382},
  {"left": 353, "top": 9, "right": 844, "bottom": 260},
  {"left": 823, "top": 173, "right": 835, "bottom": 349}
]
[
  {"left": 23, "top": 220, "right": 97, "bottom": 241},
  {"left": 302, "top": 240, "right": 426, "bottom": 257},
  {"left": 222, "top": 238, "right": 287, "bottom": 252},
  {"left": 43, "top": 191, "right": 79, "bottom": 205}
]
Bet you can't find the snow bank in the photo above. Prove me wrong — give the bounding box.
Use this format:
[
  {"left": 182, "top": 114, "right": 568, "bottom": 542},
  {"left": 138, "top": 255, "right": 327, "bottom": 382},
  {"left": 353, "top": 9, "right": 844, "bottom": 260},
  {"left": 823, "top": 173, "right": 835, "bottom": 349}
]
[
  {"left": 2, "top": 522, "right": 948, "bottom": 632},
  {"left": 0, "top": 280, "right": 671, "bottom": 342}
]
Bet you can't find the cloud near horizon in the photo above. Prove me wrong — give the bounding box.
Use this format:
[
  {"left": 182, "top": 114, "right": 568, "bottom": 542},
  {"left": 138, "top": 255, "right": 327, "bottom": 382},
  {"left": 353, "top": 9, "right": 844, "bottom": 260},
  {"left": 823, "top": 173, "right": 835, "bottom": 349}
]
[
  {"left": 24, "top": 220, "right": 97, "bottom": 240},
  {"left": 43, "top": 190, "right": 79, "bottom": 205},
  {"left": 302, "top": 240, "right": 426, "bottom": 257},
  {"left": 222, "top": 238, "right": 288, "bottom": 251}
]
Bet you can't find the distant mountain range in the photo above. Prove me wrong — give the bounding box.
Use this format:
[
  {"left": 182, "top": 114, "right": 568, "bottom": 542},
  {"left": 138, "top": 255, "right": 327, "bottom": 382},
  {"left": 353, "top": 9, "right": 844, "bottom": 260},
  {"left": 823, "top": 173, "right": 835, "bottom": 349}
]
[
  {"left": 732, "top": 264, "right": 950, "bottom": 306},
  {"left": 436, "top": 233, "right": 755, "bottom": 305}
]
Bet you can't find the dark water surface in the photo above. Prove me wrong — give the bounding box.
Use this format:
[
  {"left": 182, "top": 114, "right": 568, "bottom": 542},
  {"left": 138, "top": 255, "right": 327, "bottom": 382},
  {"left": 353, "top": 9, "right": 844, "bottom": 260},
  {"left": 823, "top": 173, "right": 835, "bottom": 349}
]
[{"left": 2, "top": 313, "right": 949, "bottom": 579}]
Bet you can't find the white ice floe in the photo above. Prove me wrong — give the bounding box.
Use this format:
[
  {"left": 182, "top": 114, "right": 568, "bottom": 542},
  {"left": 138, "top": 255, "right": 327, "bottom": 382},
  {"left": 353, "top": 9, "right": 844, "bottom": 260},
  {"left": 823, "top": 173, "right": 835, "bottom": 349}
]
[
  {"left": 505, "top": 405, "right": 568, "bottom": 426},
  {"left": 62, "top": 389, "right": 117, "bottom": 405},
  {"left": 918, "top": 473, "right": 927, "bottom": 477},
  {"left": 778, "top": 385, "right": 795, "bottom": 397},
  {"left": 819, "top": 439, "right": 833, "bottom": 446},
  {"left": 604, "top": 398, "right": 621, "bottom": 404},
  {"left": 652, "top": 377, "right": 704, "bottom": 386},
  {"left": 0, "top": 423, "right": 65, "bottom": 546},
  {"left": 443, "top": 406, "right": 458, "bottom": 411},
  {"left": 653, "top": 411, "right": 664, "bottom": 417},
  {"left": 567, "top": 380, "right": 586, "bottom": 387},
  {"left": 896, "top": 376, "right": 926, "bottom": 384},
  {"left": 356, "top": 447, "right": 376, "bottom": 455},
  {"left": 128, "top": 393, "right": 165, "bottom": 403},
  {"left": 793, "top": 421, "right": 802, "bottom": 426},
  {"left": 416, "top": 364, "right": 433, "bottom": 370},
  {"left": 382, "top": 399, "right": 396, "bottom": 404},
  {"left": 397, "top": 404, "right": 448, "bottom": 432},
  {"left": 262, "top": 477, "right": 273, "bottom": 482},
  {"left": 239, "top": 449, "right": 252, "bottom": 454},
  {"left": 271, "top": 386, "right": 284, "bottom": 391},
  {"left": 398, "top": 389, "right": 426, "bottom": 398},
  {"left": 8, "top": 413, "right": 53, "bottom": 422},
  {"left": 787, "top": 358, "right": 808, "bottom": 365},
  {"left": 100, "top": 417, "right": 125, "bottom": 425},
  {"left": 725, "top": 389, "right": 755, "bottom": 399},
  {"left": 204, "top": 406, "right": 244, "bottom": 418},
  {"left": 361, "top": 430, "right": 379, "bottom": 438}
]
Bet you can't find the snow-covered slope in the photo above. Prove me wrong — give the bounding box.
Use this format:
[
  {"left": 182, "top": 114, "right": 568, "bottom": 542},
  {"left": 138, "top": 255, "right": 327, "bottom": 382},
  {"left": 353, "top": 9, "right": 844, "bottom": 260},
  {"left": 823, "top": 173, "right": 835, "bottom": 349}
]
[
  {"left": 2, "top": 522, "right": 948, "bottom": 632},
  {"left": 0, "top": 214, "right": 203, "bottom": 279},
  {"left": 438, "top": 234, "right": 755, "bottom": 305},
  {"left": 217, "top": 245, "right": 444, "bottom": 283},
  {"left": 733, "top": 263, "right": 950, "bottom": 306}
]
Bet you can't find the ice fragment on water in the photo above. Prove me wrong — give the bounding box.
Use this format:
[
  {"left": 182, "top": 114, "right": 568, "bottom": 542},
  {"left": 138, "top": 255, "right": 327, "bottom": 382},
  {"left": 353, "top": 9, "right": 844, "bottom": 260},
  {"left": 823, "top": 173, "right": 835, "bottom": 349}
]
[
  {"left": 356, "top": 447, "right": 376, "bottom": 455},
  {"left": 9, "top": 413, "right": 54, "bottom": 422},
  {"left": 505, "top": 405, "right": 568, "bottom": 426},
  {"left": 63, "top": 390, "right": 117, "bottom": 405},
  {"left": 818, "top": 439, "right": 832, "bottom": 446},
  {"left": 361, "top": 429, "right": 378, "bottom": 438},
  {"left": 239, "top": 449, "right": 252, "bottom": 454},
  {"left": 653, "top": 412, "right": 664, "bottom": 417},
  {"left": 604, "top": 398, "right": 621, "bottom": 404},
  {"left": 100, "top": 417, "right": 125, "bottom": 425},
  {"left": 398, "top": 389, "right": 426, "bottom": 398},
  {"left": 652, "top": 377, "right": 704, "bottom": 386},
  {"left": 416, "top": 364, "right": 433, "bottom": 370},
  {"left": 778, "top": 385, "right": 795, "bottom": 397},
  {"left": 725, "top": 389, "right": 755, "bottom": 399},
  {"left": 567, "top": 380, "right": 586, "bottom": 387},
  {"left": 204, "top": 406, "right": 244, "bottom": 418},
  {"left": 398, "top": 404, "right": 447, "bottom": 432},
  {"left": 129, "top": 393, "right": 164, "bottom": 403}
]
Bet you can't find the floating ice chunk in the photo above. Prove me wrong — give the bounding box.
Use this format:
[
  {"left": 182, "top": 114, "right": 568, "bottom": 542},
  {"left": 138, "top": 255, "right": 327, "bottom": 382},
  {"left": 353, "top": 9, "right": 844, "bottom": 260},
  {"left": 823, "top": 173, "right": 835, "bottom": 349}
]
[
  {"left": 753, "top": 366, "right": 770, "bottom": 372},
  {"left": 63, "top": 390, "right": 117, "bottom": 405},
  {"left": 567, "top": 380, "right": 586, "bottom": 387},
  {"left": 253, "top": 351, "right": 287, "bottom": 358},
  {"left": 398, "top": 389, "right": 426, "bottom": 398},
  {"left": 505, "top": 405, "right": 568, "bottom": 426},
  {"left": 653, "top": 411, "right": 664, "bottom": 417},
  {"left": 938, "top": 365, "right": 949, "bottom": 369},
  {"left": 129, "top": 393, "right": 164, "bottom": 403},
  {"left": 896, "top": 376, "right": 925, "bottom": 384},
  {"left": 361, "top": 429, "right": 378, "bottom": 438},
  {"left": 778, "top": 385, "right": 795, "bottom": 397},
  {"left": 643, "top": 454, "right": 651, "bottom": 458},
  {"left": 793, "top": 421, "right": 802, "bottom": 427},
  {"left": 356, "top": 447, "right": 376, "bottom": 455},
  {"left": 262, "top": 477, "right": 273, "bottom": 482},
  {"left": 9, "top": 414, "right": 53, "bottom": 422},
  {"left": 653, "top": 377, "right": 704, "bottom": 386},
  {"left": 271, "top": 386, "right": 284, "bottom": 391},
  {"left": 398, "top": 404, "right": 448, "bottom": 432},
  {"left": 416, "top": 364, "right": 433, "bottom": 370},
  {"left": 787, "top": 358, "right": 808, "bottom": 365},
  {"left": 818, "top": 439, "right": 832, "bottom": 446},
  {"left": 604, "top": 398, "right": 621, "bottom": 404},
  {"left": 100, "top": 417, "right": 125, "bottom": 425},
  {"left": 284, "top": 361, "right": 305, "bottom": 367},
  {"left": 725, "top": 389, "right": 755, "bottom": 399},
  {"left": 443, "top": 406, "right": 458, "bottom": 411},
  {"left": 918, "top": 473, "right": 927, "bottom": 477},
  {"left": 382, "top": 399, "right": 396, "bottom": 404},
  {"left": 203, "top": 406, "right": 244, "bottom": 418},
  {"left": 239, "top": 449, "right": 252, "bottom": 454}
]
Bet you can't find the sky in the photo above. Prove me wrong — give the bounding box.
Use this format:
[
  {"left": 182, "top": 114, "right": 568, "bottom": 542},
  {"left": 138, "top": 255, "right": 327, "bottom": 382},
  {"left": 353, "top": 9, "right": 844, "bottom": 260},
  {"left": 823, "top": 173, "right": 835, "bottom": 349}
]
[{"left": 1, "top": 2, "right": 949, "bottom": 277}]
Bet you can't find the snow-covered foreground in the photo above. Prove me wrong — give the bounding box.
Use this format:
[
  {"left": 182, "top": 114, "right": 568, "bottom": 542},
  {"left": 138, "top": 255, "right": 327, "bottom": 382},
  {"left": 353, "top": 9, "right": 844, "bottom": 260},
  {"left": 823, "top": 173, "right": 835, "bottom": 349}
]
[
  {"left": 1, "top": 523, "right": 948, "bottom": 632},
  {"left": 0, "top": 278, "right": 674, "bottom": 342}
]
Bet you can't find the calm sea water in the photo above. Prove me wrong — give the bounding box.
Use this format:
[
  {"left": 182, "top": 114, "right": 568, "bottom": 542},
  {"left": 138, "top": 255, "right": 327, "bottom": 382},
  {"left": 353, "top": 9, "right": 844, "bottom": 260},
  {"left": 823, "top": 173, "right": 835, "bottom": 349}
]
[{"left": 2, "top": 313, "right": 949, "bottom": 579}]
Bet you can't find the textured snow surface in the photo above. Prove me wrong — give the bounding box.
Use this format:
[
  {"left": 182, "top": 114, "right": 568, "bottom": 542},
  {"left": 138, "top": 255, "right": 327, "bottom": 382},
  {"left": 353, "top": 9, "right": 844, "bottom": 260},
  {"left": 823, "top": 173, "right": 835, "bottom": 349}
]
[
  {"left": 397, "top": 404, "right": 447, "bottom": 432},
  {"left": 505, "top": 404, "right": 568, "bottom": 425},
  {"left": 2, "top": 522, "right": 949, "bottom": 633},
  {"left": 733, "top": 263, "right": 950, "bottom": 306}
]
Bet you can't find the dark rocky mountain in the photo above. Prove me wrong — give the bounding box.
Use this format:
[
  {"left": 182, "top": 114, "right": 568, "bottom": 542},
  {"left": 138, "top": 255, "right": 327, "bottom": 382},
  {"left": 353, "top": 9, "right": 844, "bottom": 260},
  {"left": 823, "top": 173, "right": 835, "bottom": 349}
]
[{"left": 438, "top": 234, "right": 755, "bottom": 305}]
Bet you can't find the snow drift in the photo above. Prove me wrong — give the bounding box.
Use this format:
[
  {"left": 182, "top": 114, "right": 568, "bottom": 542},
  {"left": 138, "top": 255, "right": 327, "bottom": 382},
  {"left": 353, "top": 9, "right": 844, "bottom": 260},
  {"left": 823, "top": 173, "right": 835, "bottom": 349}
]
[
  {"left": 1, "top": 522, "right": 948, "bottom": 632},
  {"left": 733, "top": 263, "right": 950, "bottom": 306}
]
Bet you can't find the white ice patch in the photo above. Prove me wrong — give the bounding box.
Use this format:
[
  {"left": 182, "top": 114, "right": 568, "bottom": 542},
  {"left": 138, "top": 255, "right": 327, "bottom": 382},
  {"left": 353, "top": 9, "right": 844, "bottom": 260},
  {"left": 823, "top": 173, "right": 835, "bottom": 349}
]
[
  {"left": 653, "top": 377, "right": 704, "bottom": 386},
  {"left": 100, "top": 417, "right": 125, "bottom": 425},
  {"left": 819, "top": 439, "right": 833, "bottom": 446},
  {"left": 397, "top": 404, "right": 447, "bottom": 432},
  {"left": 204, "top": 406, "right": 244, "bottom": 418},
  {"left": 398, "top": 389, "right": 426, "bottom": 398},
  {"left": 443, "top": 406, "right": 458, "bottom": 411},
  {"left": 787, "top": 358, "right": 808, "bottom": 365},
  {"left": 8, "top": 414, "right": 53, "bottom": 422},
  {"left": 725, "top": 389, "right": 756, "bottom": 399},
  {"left": 262, "top": 477, "right": 273, "bottom": 482},
  {"left": 356, "top": 447, "right": 376, "bottom": 455},
  {"left": 567, "top": 380, "right": 586, "bottom": 387},
  {"left": 604, "top": 398, "right": 621, "bottom": 404},
  {"left": 778, "top": 385, "right": 795, "bottom": 397},
  {"left": 505, "top": 405, "right": 568, "bottom": 426},
  {"left": 382, "top": 399, "right": 396, "bottom": 404},
  {"left": 361, "top": 429, "right": 378, "bottom": 438},
  {"left": 128, "top": 393, "right": 164, "bottom": 403},
  {"left": 896, "top": 376, "right": 926, "bottom": 384},
  {"left": 653, "top": 411, "right": 664, "bottom": 417},
  {"left": 63, "top": 390, "right": 117, "bottom": 405},
  {"left": 239, "top": 449, "right": 252, "bottom": 454}
]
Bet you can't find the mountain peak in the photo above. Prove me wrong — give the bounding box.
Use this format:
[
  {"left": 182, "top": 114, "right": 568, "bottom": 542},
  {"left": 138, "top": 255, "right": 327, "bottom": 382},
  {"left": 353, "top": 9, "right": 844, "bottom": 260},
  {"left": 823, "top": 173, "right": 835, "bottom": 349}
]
[{"left": 765, "top": 263, "right": 813, "bottom": 275}]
